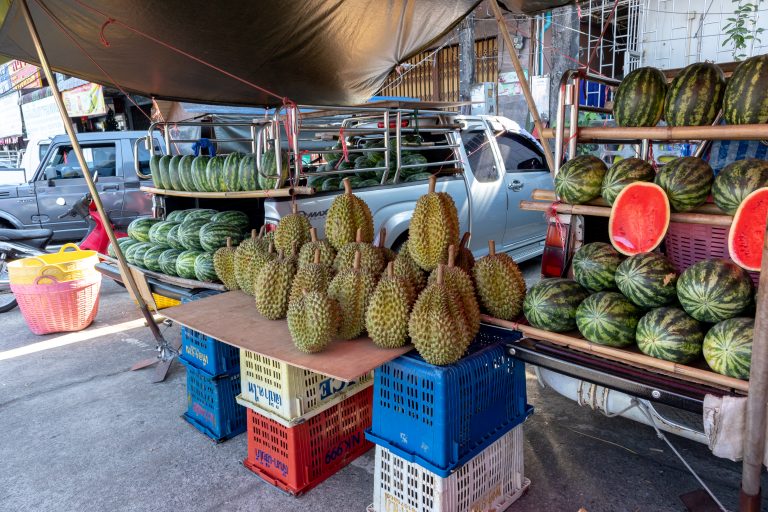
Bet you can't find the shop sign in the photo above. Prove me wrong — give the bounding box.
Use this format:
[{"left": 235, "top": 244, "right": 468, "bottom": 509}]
[
  {"left": 21, "top": 94, "right": 66, "bottom": 139},
  {"left": 0, "top": 91, "right": 23, "bottom": 138},
  {"left": 9, "top": 60, "right": 42, "bottom": 90},
  {"left": 62, "top": 83, "right": 107, "bottom": 117}
]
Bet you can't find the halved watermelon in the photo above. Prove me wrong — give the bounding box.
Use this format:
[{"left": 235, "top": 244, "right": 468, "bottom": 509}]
[
  {"left": 609, "top": 182, "right": 670, "bottom": 256},
  {"left": 728, "top": 187, "right": 768, "bottom": 271}
]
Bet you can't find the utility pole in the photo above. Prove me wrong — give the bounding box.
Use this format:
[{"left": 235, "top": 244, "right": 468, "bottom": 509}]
[{"left": 458, "top": 13, "right": 476, "bottom": 114}]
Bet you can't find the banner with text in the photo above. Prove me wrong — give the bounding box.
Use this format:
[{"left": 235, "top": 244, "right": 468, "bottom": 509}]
[{"left": 62, "top": 83, "right": 107, "bottom": 118}]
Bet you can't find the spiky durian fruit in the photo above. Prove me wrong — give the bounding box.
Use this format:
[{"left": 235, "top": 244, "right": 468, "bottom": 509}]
[
  {"left": 376, "top": 227, "right": 397, "bottom": 264},
  {"left": 334, "top": 228, "right": 385, "bottom": 275},
  {"left": 428, "top": 245, "right": 480, "bottom": 339},
  {"left": 288, "top": 290, "right": 340, "bottom": 353},
  {"left": 235, "top": 227, "right": 267, "bottom": 294},
  {"left": 298, "top": 227, "right": 336, "bottom": 268},
  {"left": 274, "top": 202, "right": 311, "bottom": 253},
  {"left": 393, "top": 240, "right": 428, "bottom": 293},
  {"left": 408, "top": 176, "right": 460, "bottom": 271},
  {"left": 213, "top": 237, "right": 239, "bottom": 290},
  {"left": 328, "top": 251, "right": 377, "bottom": 339},
  {"left": 455, "top": 232, "right": 475, "bottom": 275},
  {"left": 366, "top": 262, "right": 416, "bottom": 348},
  {"left": 254, "top": 250, "right": 297, "bottom": 320},
  {"left": 473, "top": 240, "right": 526, "bottom": 320},
  {"left": 289, "top": 249, "right": 333, "bottom": 304},
  {"left": 325, "top": 178, "right": 374, "bottom": 250},
  {"left": 409, "top": 265, "right": 471, "bottom": 365}
]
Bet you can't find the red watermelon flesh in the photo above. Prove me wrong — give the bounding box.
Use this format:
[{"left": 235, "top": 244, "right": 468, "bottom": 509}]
[
  {"left": 609, "top": 182, "right": 670, "bottom": 256},
  {"left": 729, "top": 187, "right": 768, "bottom": 272}
]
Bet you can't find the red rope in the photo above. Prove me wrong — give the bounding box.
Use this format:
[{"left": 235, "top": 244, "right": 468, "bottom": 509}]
[
  {"left": 546, "top": 201, "right": 568, "bottom": 247},
  {"left": 338, "top": 127, "right": 350, "bottom": 164},
  {"left": 99, "top": 17, "right": 114, "bottom": 47}
]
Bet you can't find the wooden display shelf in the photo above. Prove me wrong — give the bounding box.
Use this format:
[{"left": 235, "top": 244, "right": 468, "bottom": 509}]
[
  {"left": 161, "top": 291, "right": 413, "bottom": 381},
  {"left": 140, "top": 186, "right": 315, "bottom": 198},
  {"left": 531, "top": 189, "right": 725, "bottom": 215},
  {"left": 481, "top": 315, "right": 748, "bottom": 394},
  {"left": 541, "top": 123, "right": 768, "bottom": 142},
  {"left": 100, "top": 256, "right": 227, "bottom": 291}
]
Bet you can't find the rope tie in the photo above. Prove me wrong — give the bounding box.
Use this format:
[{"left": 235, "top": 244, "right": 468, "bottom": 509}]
[{"left": 99, "top": 17, "right": 114, "bottom": 47}]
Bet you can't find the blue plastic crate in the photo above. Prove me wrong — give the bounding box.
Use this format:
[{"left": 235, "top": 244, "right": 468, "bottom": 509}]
[
  {"left": 179, "top": 290, "right": 239, "bottom": 377},
  {"left": 182, "top": 359, "right": 246, "bottom": 442},
  {"left": 366, "top": 337, "right": 531, "bottom": 477}
]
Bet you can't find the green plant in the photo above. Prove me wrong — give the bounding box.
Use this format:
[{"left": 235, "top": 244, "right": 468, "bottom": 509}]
[{"left": 723, "top": 0, "right": 764, "bottom": 60}]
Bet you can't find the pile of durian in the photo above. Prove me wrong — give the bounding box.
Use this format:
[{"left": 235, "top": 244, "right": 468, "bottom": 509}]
[{"left": 213, "top": 177, "right": 527, "bottom": 365}]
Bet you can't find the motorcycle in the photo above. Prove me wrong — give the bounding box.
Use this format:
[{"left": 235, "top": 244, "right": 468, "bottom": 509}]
[{"left": 0, "top": 187, "right": 127, "bottom": 313}]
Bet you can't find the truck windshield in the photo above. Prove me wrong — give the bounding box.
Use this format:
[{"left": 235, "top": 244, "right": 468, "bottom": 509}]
[{"left": 43, "top": 143, "right": 116, "bottom": 180}]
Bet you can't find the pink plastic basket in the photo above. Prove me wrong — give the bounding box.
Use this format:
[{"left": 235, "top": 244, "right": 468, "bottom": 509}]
[
  {"left": 11, "top": 273, "right": 101, "bottom": 335},
  {"left": 665, "top": 222, "right": 760, "bottom": 286}
]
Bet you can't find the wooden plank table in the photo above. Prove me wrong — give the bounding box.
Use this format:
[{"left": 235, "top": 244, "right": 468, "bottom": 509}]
[{"left": 162, "top": 291, "right": 413, "bottom": 381}]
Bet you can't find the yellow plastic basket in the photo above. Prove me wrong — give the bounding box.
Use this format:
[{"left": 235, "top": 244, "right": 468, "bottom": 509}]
[
  {"left": 133, "top": 293, "right": 181, "bottom": 310},
  {"left": 8, "top": 243, "right": 99, "bottom": 285}
]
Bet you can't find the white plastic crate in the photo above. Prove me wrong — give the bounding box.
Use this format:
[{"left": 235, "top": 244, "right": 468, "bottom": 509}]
[
  {"left": 236, "top": 349, "right": 373, "bottom": 426},
  {"left": 368, "top": 425, "right": 529, "bottom": 512}
]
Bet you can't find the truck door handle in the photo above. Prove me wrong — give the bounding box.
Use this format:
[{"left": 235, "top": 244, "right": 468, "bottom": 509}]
[
  {"left": 508, "top": 180, "right": 524, "bottom": 192},
  {"left": 102, "top": 184, "right": 120, "bottom": 191}
]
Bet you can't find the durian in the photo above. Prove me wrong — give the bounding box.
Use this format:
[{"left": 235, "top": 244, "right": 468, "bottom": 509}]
[
  {"left": 408, "top": 175, "right": 460, "bottom": 271},
  {"left": 325, "top": 178, "right": 374, "bottom": 250},
  {"left": 334, "top": 228, "right": 385, "bottom": 275},
  {"left": 473, "top": 240, "right": 526, "bottom": 320},
  {"left": 235, "top": 227, "right": 268, "bottom": 294},
  {"left": 298, "top": 227, "right": 336, "bottom": 268},
  {"left": 254, "top": 249, "right": 296, "bottom": 320},
  {"left": 393, "top": 240, "right": 428, "bottom": 293},
  {"left": 274, "top": 202, "right": 311, "bottom": 253},
  {"left": 376, "top": 227, "right": 397, "bottom": 264},
  {"left": 408, "top": 265, "right": 471, "bottom": 365},
  {"left": 455, "top": 232, "right": 475, "bottom": 275},
  {"left": 288, "top": 290, "right": 340, "bottom": 353},
  {"left": 366, "top": 262, "right": 415, "bottom": 348},
  {"left": 328, "top": 251, "right": 377, "bottom": 339},
  {"left": 213, "top": 237, "right": 239, "bottom": 290},
  {"left": 289, "top": 249, "right": 333, "bottom": 304},
  {"left": 428, "top": 245, "right": 480, "bottom": 340}
]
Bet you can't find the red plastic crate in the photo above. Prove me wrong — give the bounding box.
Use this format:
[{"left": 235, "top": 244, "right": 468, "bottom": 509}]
[{"left": 243, "top": 387, "right": 373, "bottom": 495}]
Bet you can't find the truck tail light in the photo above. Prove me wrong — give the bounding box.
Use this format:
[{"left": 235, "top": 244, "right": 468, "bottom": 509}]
[
  {"left": 377, "top": 120, "right": 410, "bottom": 129},
  {"left": 541, "top": 220, "right": 570, "bottom": 278},
  {"left": 264, "top": 223, "right": 277, "bottom": 233}
]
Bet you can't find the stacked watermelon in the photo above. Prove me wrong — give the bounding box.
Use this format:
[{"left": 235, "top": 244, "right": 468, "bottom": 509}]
[{"left": 156, "top": 152, "right": 269, "bottom": 192}]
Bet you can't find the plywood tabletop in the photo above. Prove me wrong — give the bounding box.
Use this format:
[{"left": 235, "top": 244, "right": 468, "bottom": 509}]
[{"left": 162, "top": 291, "right": 413, "bottom": 381}]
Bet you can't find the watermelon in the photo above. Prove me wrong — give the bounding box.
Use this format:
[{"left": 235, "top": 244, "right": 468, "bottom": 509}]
[
  {"left": 210, "top": 210, "right": 249, "bottom": 231},
  {"left": 654, "top": 157, "right": 713, "bottom": 212},
  {"left": 635, "top": 307, "right": 704, "bottom": 363},
  {"left": 177, "top": 155, "right": 195, "bottom": 191},
  {"left": 703, "top": 317, "right": 754, "bottom": 380},
  {"left": 223, "top": 153, "right": 243, "bottom": 191},
  {"left": 143, "top": 245, "right": 170, "bottom": 272},
  {"left": 206, "top": 155, "right": 228, "bottom": 192},
  {"left": 166, "top": 224, "right": 185, "bottom": 250},
  {"left": 259, "top": 149, "right": 290, "bottom": 190},
  {"left": 572, "top": 242, "right": 623, "bottom": 292},
  {"left": 609, "top": 182, "right": 670, "bottom": 256},
  {"left": 354, "top": 156, "right": 372, "bottom": 169},
  {"left": 125, "top": 242, "right": 150, "bottom": 266},
  {"left": 167, "top": 155, "right": 183, "bottom": 190},
  {"left": 723, "top": 54, "right": 768, "bottom": 125},
  {"left": 615, "top": 252, "right": 678, "bottom": 308},
  {"left": 182, "top": 209, "right": 218, "bottom": 223},
  {"left": 575, "top": 291, "right": 643, "bottom": 347},
  {"left": 601, "top": 158, "right": 655, "bottom": 205},
  {"left": 613, "top": 67, "right": 667, "bottom": 127},
  {"left": 401, "top": 153, "right": 428, "bottom": 176},
  {"left": 191, "top": 155, "right": 212, "bottom": 192},
  {"left": 158, "top": 248, "right": 182, "bottom": 276},
  {"left": 677, "top": 259, "right": 753, "bottom": 322},
  {"left": 357, "top": 179, "right": 381, "bottom": 188},
  {"left": 176, "top": 250, "right": 203, "bottom": 279},
  {"left": 149, "top": 154, "right": 163, "bottom": 187},
  {"left": 405, "top": 173, "right": 432, "bottom": 183},
  {"left": 130, "top": 243, "right": 152, "bottom": 269},
  {"left": 238, "top": 153, "right": 260, "bottom": 191},
  {"left": 107, "top": 237, "right": 134, "bottom": 258},
  {"left": 178, "top": 218, "right": 210, "bottom": 250},
  {"left": 728, "top": 187, "right": 768, "bottom": 271},
  {"left": 127, "top": 217, "right": 160, "bottom": 242},
  {"left": 194, "top": 252, "right": 218, "bottom": 282},
  {"left": 664, "top": 62, "right": 726, "bottom": 127},
  {"left": 523, "top": 278, "right": 590, "bottom": 332},
  {"left": 148, "top": 221, "right": 179, "bottom": 245},
  {"left": 711, "top": 159, "right": 768, "bottom": 215},
  {"left": 340, "top": 177, "right": 363, "bottom": 189},
  {"left": 326, "top": 141, "right": 344, "bottom": 163},
  {"left": 555, "top": 155, "right": 607, "bottom": 204},
  {"left": 157, "top": 155, "right": 172, "bottom": 190},
  {"left": 166, "top": 209, "right": 189, "bottom": 222},
  {"left": 199, "top": 222, "right": 244, "bottom": 252},
  {"left": 321, "top": 178, "right": 342, "bottom": 191}
]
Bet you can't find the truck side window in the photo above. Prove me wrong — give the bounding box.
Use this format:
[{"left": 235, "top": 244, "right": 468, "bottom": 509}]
[
  {"left": 460, "top": 131, "right": 498, "bottom": 183},
  {"left": 133, "top": 139, "right": 162, "bottom": 177},
  {"left": 497, "top": 134, "right": 547, "bottom": 172},
  {"left": 43, "top": 144, "right": 117, "bottom": 180}
]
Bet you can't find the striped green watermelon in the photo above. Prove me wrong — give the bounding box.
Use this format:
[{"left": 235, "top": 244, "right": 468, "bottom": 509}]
[
  {"left": 238, "top": 153, "right": 260, "bottom": 191},
  {"left": 321, "top": 177, "right": 342, "bottom": 191},
  {"left": 176, "top": 250, "right": 203, "bottom": 279},
  {"left": 635, "top": 307, "right": 704, "bottom": 363},
  {"left": 199, "top": 222, "right": 244, "bottom": 252},
  {"left": 523, "top": 278, "right": 590, "bottom": 332},
  {"left": 167, "top": 155, "right": 183, "bottom": 190},
  {"left": 357, "top": 179, "right": 382, "bottom": 188},
  {"left": 211, "top": 210, "right": 249, "bottom": 231},
  {"left": 166, "top": 224, "right": 185, "bottom": 250},
  {"left": 613, "top": 67, "right": 667, "bottom": 127},
  {"left": 703, "top": 317, "right": 754, "bottom": 379},
  {"left": 677, "top": 259, "right": 753, "bottom": 322},
  {"left": 178, "top": 155, "right": 196, "bottom": 191},
  {"left": 157, "top": 155, "right": 172, "bottom": 190},
  {"left": 206, "top": 155, "right": 228, "bottom": 192},
  {"left": 615, "top": 252, "right": 678, "bottom": 308},
  {"left": 127, "top": 217, "right": 160, "bottom": 242},
  {"left": 576, "top": 291, "right": 643, "bottom": 347},
  {"left": 711, "top": 159, "right": 768, "bottom": 214},
  {"left": 148, "top": 221, "right": 179, "bottom": 245},
  {"left": 555, "top": 155, "right": 607, "bottom": 204},
  {"left": 182, "top": 209, "right": 218, "bottom": 223},
  {"left": 664, "top": 62, "right": 726, "bottom": 127},
  {"left": 723, "top": 54, "right": 768, "bottom": 125},
  {"left": 191, "top": 155, "right": 213, "bottom": 192},
  {"left": 125, "top": 242, "right": 150, "bottom": 266},
  {"left": 166, "top": 209, "right": 188, "bottom": 222},
  {"left": 223, "top": 153, "right": 243, "bottom": 192},
  {"left": 130, "top": 243, "right": 152, "bottom": 269},
  {"left": 143, "top": 245, "right": 170, "bottom": 272},
  {"left": 107, "top": 237, "right": 135, "bottom": 258},
  {"left": 259, "top": 149, "right": 290, "bottom": 190},
  {"left": 654, "top": 157, "right": 713, "bottom": 212},
  {"left": 572, "top": 242, "right": 623, "bottom": 292},
  {"left": 194, "top": 252, "right": 218, "bottom": 282},
  {"left": 601, "top": 158, "right": 655, "bottom": 205},
  {"left": 149, "top": 154, "right": 163, "bottom": 186},
  {"left": 178, "top": 218, "right": 211, "bottom": 251},
  {"left": 158, "top": 248, "right": 182, "bottom": 276}
]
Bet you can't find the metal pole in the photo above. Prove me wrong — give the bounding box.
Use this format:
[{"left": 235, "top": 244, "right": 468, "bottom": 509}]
[{"left": 19, "top": 0, "right": 166, "bottom": 345}]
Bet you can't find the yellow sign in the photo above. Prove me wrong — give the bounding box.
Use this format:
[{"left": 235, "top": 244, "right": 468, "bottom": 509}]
[{"left": 62, "top": 83, "right": 107, "bottom": 117}]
